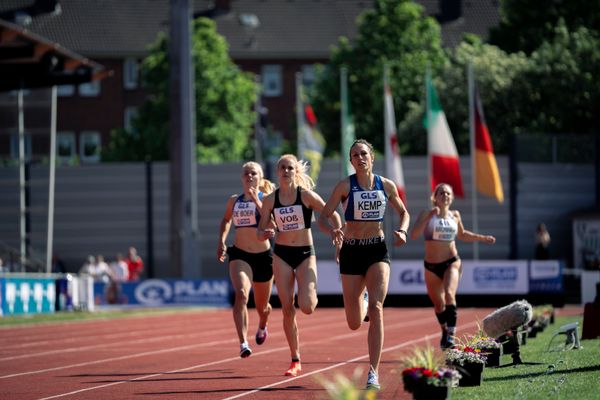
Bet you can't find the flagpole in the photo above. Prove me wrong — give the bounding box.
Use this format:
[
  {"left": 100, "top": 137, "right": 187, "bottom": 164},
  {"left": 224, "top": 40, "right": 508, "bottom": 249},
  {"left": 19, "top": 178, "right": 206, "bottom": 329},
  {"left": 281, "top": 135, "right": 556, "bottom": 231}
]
[
  {"left": 254, "top": 74, "right": 263, "bottom": 165},
  {"left": 295, "top": 72, "right": 304, "bottom": 159},
  {"left": 341, "top": 67, "right": 347, "bottom": 179},
  {"left": 468, "top": 63, "right": 480, "bottom": 260},
  {"left": 383, "top": 63, "right": 393, "bottom": 240},
  {"left": 425, "top": 67, "right": 432, "bottom": 205}
]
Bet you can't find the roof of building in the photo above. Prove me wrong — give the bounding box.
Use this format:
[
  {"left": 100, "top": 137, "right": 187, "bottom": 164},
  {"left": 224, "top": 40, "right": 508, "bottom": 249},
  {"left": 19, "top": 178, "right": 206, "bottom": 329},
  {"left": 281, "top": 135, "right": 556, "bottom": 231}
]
[
  {"left": 0, "top": 0, "right": 500, "bottom": 59},
  {"left": 0, "top": 18, "right": 109, "bottom": 91}
]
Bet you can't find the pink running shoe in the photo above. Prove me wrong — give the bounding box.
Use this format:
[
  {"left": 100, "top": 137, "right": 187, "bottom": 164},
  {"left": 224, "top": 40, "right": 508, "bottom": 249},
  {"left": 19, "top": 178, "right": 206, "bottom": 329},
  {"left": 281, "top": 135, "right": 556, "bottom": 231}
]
[{"left": 255, "top": 326, "right": 268, "bottom": 345}]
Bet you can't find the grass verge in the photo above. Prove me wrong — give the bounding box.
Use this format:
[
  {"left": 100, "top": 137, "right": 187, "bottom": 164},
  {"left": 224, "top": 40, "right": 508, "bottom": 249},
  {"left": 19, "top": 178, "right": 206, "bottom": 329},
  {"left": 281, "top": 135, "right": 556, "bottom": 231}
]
[
  {"left": 0, "top": 306, "right": 215, "bottom": 327},
  {"left": 452, "top": 316, "right": 599, "bottom": 400}
]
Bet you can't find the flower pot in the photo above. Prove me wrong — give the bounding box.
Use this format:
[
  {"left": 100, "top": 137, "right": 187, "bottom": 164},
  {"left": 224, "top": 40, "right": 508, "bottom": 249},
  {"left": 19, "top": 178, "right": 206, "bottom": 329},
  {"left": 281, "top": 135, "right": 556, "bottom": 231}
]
[
  {"left": 484, "top": 346, "right": 503, "bottom": 368},
  {"left": 453, "top": 362, "right": 484, "bottom": 387},
  {"left": 500, "top": 334, "right": 518, "bottom": 354},
  {"left": 520, "top": 330, "right": 528, "bottom": 345},
  {"left": 528, "top": 326, "right": 539, "bottom": 338},
  {"left": 412, "top": 385, "right": 450, "bottom": 400}
]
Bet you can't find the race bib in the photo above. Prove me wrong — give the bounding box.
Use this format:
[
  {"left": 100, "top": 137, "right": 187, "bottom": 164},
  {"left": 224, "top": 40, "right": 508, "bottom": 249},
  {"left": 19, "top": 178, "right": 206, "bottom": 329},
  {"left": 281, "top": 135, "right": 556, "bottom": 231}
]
[
  {"left": 232, "top": 201, "right": 257, "bottom": 227},
  {"left": 353, "top": 190, "right": 386, "bottom": 220},
  {"left": 274, "top": 205, "right": 305, "bottom": 231}
]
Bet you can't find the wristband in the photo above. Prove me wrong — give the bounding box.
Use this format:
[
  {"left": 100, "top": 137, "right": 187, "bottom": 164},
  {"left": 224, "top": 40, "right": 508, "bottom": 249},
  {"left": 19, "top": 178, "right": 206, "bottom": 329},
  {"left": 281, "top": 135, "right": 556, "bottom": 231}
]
[{"left": 398, "top": 229, "right": 407, "bottom": 236}]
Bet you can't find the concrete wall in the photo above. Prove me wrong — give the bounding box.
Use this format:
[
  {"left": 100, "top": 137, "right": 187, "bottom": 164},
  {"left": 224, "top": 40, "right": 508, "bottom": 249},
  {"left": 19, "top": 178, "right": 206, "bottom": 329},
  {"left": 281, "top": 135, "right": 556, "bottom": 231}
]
[{"left": 0, "top": 156, "right": 595, "bottom": 277}]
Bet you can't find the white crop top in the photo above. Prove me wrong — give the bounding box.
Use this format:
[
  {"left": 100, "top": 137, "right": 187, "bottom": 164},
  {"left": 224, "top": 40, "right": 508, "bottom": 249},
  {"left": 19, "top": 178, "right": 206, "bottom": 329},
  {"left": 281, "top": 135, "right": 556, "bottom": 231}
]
[{"left": 424, "top": 213, "right": 458, "bottom": 241}]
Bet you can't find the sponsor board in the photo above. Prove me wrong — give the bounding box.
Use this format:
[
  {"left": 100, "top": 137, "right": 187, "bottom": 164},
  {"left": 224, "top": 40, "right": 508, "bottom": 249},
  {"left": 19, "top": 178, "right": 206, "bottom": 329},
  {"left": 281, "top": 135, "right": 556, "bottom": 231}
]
[
  {"left": 529, "top": 260, "right": 562, "bottom": 293},
  {"left": 317, "top": 260, "right": 530, "bottom": 295},
  {"left": 94, "top": 278, "right": 231, "bottom": 307},
  {"left": 0, "top": 277, "right": 55, "bottom": 316},
  {"left": 459, "top": 260, "right": 528, "bottom": 294}
]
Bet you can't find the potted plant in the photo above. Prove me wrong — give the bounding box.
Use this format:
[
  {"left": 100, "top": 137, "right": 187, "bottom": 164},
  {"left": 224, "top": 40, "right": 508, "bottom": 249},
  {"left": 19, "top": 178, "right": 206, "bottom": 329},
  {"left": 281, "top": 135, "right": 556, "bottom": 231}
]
[
  {"left": 400, "top": 344, "right": 461, "bottom": 400},
  {"left": 469, "top": 333, "right": 503, "bottom": 368},
  {"left": 445, "top": 343, "right": 487, "bottom": 386},
  {"left": 318, "top": 368, "right": 379, "bottom": 400}
]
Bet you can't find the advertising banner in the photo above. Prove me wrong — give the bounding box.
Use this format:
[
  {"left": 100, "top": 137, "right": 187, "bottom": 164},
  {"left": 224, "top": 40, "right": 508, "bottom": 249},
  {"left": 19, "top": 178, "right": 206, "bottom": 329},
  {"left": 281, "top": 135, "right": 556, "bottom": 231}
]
[
  {"left": 529, "top": 260, "right": 562, "bottom": 293},
  {"left": 573, "top": 218, "right": 600, "bottom": 270},
  {"left": 94, "top": 278, "right": 231, "bottom": 307},
  {"left": 0, "top": 276, "right": 55, "bottom": 316},
  {"left": 317, "top": 261, "right": 343, "bottom": 294},
  {"left": 388, "top": 261, "right": 427, "bottom": 294},
  {"left": 317, "top": 260, "right": 529, "bottom": 295},
  {"left": 459, "top": 260, "right": 528, "bottom": 294}
]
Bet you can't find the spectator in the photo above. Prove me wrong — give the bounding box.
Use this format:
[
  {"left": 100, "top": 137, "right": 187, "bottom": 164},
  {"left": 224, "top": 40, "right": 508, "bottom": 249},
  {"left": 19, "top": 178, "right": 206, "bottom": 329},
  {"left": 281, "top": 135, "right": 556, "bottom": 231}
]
[
  {"left": 534, "top": 223, "right": 551, "bottom": 260},
  {"left": 125, "top": 246, "right": 144, "bottom": 281},
  {"left": 80, "top": 255, "right": 111, "bottom": 282},
  {"left": 109, "top": 253, "right": 129, "bottom": 282},
  {"left": 106, "top": 253, "right": 129, "bottom": 304},
  {"left": 96, "top": 255, "right": 111, "bottom": 282},
  {"left": 51, "top": 254, "right": 66, "bottom": 274},
  {"left": 79, "top": 255, "right": 96, "bottom": 275}
]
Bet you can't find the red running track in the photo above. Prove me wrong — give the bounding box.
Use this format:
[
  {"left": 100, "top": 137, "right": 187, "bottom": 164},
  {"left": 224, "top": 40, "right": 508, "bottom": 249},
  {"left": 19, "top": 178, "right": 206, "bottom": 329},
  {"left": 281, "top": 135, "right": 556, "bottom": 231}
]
[{"left": 0, "top": 306, "right": 582, "bottom": 400}]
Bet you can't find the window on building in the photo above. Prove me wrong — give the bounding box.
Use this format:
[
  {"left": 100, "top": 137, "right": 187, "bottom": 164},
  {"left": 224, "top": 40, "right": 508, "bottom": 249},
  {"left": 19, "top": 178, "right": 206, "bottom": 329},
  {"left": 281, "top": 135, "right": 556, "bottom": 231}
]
[
  {"left": 124, "top": 107, "right": 138, "bottom": 132},
  {"left": 8, "top": 89, "right": 31, "bottom": 97},
  {"left": 261, "top": 65, "right": 282, "bottom": 97},
  {"left": 57, "top": 85, "right": 75, "bottom": 96},
  {"left": 301, "top": 64, "right": 317, "bottom": 88},
  {"left": 79, "top": 131, "right": 101, "bottom": 163},
  {"left": 10, "top": 133, "right": 32, "bottom": 160},
  {"left": 78, "top": 80, "right": 100, "bottom": 97},
  {"left": 57, "top": 132, "right": 76, "bottom": 161},
  {"left": 123, "top": 58, "right": 139, "bottom": 90}
]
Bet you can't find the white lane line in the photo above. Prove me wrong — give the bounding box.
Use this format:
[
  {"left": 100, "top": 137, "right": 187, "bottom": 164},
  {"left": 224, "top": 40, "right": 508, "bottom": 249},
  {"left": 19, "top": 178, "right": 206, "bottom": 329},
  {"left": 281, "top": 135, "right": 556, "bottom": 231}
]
[
  {"left": 32, "top": 314, "right": 445, "bottom": 399},
  {"left": 220, "top": 320, "right": 478, "bottom": 400},
  {"left": 0, "top": 329, "right": 229, "bottom": 361},
  {"left": 1, "top": 310, "right": 346, "bottom": 362},
  {"left": 0, "top": 312, "right": 350, "bottom": 380}
]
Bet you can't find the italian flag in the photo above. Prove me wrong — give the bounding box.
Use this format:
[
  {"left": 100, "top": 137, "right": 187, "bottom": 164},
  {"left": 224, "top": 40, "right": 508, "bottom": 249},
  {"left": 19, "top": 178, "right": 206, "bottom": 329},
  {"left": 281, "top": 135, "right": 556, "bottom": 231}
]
[
  {"left": 425, "top": 73, "right": 464, "bottom": 197},
  {"left": 473, "top": 83, "right": 504, "bottom": 202}
]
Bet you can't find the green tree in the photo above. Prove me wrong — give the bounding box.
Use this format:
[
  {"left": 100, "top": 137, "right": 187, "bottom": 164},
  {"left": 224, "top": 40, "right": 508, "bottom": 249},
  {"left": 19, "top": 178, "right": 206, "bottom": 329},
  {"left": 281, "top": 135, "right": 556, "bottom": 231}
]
[
  {"left": 400, "top": 22, "right": 599, "bottom": 155},
  {"left": 490, "top": 0, "right": 600, "bottom": 54},
  {"left": 103, "top": 18, "right": 257, "bottom": 162},
  {"left": 506, "top": 23, "right": 599, "bottom": 136},
  {"left": 311, "top": 0, "right": 447, "bottom": 157}
]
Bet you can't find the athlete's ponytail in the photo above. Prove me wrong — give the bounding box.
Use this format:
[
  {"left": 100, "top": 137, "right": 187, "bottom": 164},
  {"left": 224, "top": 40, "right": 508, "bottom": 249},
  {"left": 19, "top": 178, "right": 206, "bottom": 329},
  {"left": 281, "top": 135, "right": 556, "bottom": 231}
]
[
  {"left": 277, "top": 154, "right": 315, "bottom": 191},
  {"left": 259, "top": 178, "right": 275, "bottom": 195}
]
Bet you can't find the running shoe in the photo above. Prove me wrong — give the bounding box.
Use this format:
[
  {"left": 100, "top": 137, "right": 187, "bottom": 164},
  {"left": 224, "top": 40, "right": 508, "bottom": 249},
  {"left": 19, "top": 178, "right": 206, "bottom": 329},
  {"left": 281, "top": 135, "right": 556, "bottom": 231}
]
[
  {"left": 240, "top": 342, "right": 252, "bottom": 358},
  {"left": 363, "top": 291, "right": 370, "bottom": 322},
  {"left": 440, "top": 329, "right": 456, "bottom": 350},
  {"left": 255, "top": 326, "right": 268, "bottom": 345},
  {"left": 284, "top": 361, "right": 302, "bottom": 376},
  {"left": 440, "top": 328, "right": 448, "bottom": 349},
  {"left": 365, "top": 368, "right": 380, "bottom": 390},
  {"left": 446, "top": 334, "right": 456, "bottom": 349}
]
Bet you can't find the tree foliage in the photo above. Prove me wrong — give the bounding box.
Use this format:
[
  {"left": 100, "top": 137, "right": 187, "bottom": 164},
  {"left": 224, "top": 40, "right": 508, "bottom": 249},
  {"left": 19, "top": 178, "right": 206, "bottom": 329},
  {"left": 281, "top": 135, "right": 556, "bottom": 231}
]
[
  {"left": 103, "top": 18, "right": 257, "bottom": 162},
  {"left": 490, "top": 0, "right": 600, "bottom": 54},
  {"left": 507, "top": 23, "right": 599, "bottom": 136},
  {"left": 311, "top": 0, "right": 447, "bottom": 157},
  {"left": 400, "top": 22, "right": 599, "bottom": 155}
]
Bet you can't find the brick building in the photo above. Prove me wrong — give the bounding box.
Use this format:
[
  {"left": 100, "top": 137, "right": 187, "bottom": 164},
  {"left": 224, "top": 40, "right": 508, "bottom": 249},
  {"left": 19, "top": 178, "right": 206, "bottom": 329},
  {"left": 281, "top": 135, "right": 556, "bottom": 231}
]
[{"left": 0, "top": 0, "right": 499, "bottom": 163}]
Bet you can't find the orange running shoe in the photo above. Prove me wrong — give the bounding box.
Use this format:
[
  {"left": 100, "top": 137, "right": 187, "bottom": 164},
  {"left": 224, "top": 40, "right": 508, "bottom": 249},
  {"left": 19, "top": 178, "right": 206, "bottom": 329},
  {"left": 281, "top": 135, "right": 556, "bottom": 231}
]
[{"left": 284, "top": 361, "right": 302, "bottom": 376}]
